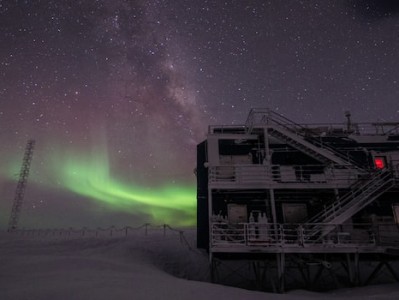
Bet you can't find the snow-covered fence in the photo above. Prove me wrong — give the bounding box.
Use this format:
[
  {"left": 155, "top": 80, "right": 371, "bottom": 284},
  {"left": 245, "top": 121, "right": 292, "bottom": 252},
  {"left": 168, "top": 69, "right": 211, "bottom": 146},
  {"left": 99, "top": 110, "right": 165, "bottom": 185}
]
[{"left": 10, "top": 224, "right": 192, "bottom": 242}]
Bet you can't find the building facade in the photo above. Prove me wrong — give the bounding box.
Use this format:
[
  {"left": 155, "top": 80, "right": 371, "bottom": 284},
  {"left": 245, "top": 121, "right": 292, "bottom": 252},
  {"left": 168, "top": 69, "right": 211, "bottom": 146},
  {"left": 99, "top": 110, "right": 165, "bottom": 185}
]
[{"left": 197, "top": 108, "right": 399, "bottom": 291}]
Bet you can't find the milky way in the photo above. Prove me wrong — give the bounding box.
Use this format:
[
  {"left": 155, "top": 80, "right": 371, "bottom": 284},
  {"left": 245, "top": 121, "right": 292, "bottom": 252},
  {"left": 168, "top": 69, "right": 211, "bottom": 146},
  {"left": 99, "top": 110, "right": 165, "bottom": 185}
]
[{"left": 1, "top": 1, "right": 399, "bottom": 228}]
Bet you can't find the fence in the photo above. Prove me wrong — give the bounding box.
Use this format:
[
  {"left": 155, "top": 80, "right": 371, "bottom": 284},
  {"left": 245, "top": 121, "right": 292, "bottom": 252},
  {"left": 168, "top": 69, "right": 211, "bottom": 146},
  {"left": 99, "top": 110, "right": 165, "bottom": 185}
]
[{"left": 6, "top": 224, "right": 194, "bottom": 249}]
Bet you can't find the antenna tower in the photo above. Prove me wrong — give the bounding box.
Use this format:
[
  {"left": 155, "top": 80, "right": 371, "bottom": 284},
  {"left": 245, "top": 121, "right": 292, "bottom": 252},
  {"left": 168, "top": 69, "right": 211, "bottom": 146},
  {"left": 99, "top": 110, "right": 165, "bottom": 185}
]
[{"left": 7, "top": 139, "right": 35, "bottom": 232}]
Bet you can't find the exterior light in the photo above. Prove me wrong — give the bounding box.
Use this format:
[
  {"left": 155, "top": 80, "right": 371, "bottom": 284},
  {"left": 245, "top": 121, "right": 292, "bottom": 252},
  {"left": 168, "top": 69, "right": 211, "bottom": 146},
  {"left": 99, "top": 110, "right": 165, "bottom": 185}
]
[{"left": 374, "top": 157, "right": 386, "bottom": 170}]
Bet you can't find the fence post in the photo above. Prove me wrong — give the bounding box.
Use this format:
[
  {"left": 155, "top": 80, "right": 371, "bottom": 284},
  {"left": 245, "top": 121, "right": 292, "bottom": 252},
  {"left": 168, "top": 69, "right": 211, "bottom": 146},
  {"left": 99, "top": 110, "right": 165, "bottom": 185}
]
[{"left": 179, "top": 231, "right": 183, "bottom": 243}]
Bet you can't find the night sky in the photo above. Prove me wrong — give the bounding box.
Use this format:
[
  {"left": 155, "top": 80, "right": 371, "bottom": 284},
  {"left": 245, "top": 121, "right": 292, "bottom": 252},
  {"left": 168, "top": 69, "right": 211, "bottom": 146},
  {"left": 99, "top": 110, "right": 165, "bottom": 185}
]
[{"left": 1, "top": 0, "right": 399, "bottom": 228}]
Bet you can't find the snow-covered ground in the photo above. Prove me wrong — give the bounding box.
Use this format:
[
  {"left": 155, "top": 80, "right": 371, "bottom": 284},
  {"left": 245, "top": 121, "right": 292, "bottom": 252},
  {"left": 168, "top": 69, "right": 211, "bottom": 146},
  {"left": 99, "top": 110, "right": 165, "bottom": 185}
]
[{"left": 1, "top": 228, "right": 399, "bottom": 300}]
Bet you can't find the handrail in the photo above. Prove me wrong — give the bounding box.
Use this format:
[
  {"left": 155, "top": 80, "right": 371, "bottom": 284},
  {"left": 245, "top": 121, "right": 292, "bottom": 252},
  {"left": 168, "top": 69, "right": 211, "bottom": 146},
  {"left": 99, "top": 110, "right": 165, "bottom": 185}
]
[
  {"left": 306, "top": 170, "right": 394, "bottom": 225},
  {"left": 211, "top": 222, "right": 399, "bottom": 248},
  {"left": 245, "top": 109, "right": 365, "bottom": 170},
  {"left": 271, "top": 120, "right": 363, "bottom": 169},
  {"left": 385, "top": 124, "right": 399, "bottom": 135},
  {"left": 245, "top": 108, "right": 399, "bottom": 136},
  {"left": 208, "top": 164, "right": 360, "bottom": 187}
]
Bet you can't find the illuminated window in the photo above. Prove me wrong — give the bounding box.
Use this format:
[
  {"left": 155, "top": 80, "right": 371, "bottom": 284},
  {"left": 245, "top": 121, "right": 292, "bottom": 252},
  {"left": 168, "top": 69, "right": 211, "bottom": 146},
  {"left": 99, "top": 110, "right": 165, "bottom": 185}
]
[{"left": 374, "top": 157, "right": 386, "bottom": 169}]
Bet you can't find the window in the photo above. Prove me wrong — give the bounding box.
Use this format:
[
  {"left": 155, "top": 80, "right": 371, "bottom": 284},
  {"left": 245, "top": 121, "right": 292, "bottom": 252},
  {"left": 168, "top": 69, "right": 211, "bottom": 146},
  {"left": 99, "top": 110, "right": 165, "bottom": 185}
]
[{"left": 374, "top": 156, "right": 386, "bottom": 169}]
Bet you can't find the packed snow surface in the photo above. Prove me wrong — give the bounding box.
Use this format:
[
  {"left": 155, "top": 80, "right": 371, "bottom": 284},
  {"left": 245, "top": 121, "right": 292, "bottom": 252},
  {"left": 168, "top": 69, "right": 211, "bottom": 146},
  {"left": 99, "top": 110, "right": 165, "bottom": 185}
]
[{"left": 1, "top": 228, "right": 399, "bottom": 300}]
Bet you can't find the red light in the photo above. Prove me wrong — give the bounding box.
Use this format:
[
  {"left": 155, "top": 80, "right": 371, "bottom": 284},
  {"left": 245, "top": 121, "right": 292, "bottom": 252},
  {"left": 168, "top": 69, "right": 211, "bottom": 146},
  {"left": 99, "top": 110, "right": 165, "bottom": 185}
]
[{"left": 374, "top": 157, "right": 386, "bottom": 169}]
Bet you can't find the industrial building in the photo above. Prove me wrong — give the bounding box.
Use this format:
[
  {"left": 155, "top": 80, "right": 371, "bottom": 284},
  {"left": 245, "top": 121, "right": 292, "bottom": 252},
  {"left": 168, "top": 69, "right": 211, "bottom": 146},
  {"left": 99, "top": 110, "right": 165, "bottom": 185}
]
[{"left": 196, "top": 108, "right": 399, "bottom": 291}]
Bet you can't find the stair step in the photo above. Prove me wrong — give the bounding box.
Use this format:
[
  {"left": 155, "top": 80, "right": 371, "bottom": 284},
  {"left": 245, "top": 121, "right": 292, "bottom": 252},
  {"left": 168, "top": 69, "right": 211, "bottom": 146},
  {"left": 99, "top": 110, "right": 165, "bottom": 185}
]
[
  {"left": 245, "top": 110, "right": 395, "bottom": 243},
  {"left": 305, "top": 171, "right": 395, "bottom": 241},
  {"left": 268, "top": 127, "right": 357, "bottom": 168}
]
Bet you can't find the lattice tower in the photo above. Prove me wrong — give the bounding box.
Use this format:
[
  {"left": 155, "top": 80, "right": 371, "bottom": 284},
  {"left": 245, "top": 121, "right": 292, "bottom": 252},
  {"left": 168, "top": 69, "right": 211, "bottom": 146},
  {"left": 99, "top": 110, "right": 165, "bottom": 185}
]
[{"left": 7, "top": 139, "right": 35, "bottom": 232}]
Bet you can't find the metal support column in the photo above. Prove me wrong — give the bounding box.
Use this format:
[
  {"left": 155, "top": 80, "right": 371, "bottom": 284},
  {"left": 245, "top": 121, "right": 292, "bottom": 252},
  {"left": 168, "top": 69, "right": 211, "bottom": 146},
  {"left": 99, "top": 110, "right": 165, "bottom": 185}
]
[
  {"left": 354, "top": 253, "right": 360, "bottom": 285},
  {"left": 345, "top": 253, "right": 355, "bottom": 285},
  {"left": 252, "top": 260, "right": 267, "bottom": 290},
  {"left": 210, "top": 254, "right": 219, "bottom": 283},
  {"left": 276, "top": 253, "right": 286, "bottom": 293}
]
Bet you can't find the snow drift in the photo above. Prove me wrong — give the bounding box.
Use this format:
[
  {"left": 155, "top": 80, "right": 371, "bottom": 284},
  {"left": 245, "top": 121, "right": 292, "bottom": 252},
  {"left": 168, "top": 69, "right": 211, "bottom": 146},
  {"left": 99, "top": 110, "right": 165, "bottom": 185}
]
[{"left": 1, "top": 228, "right": 399, "bottom": 300}]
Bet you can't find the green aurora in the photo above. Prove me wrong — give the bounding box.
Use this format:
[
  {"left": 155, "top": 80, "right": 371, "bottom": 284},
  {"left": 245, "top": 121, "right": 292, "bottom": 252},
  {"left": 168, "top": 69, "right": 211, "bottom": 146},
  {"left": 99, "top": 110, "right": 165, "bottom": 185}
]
[
  {"left": 63, "top": 166, "right": 196, "bottom": 226},
  {"left": 2, "top": 149, "right": 197, "bottom": 227}
]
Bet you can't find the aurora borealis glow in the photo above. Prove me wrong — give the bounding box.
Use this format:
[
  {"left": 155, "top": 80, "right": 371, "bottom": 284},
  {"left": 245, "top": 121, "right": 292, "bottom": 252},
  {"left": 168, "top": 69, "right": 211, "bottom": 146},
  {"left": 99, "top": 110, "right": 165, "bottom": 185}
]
[
  {"left": 59, "top": 151, "right": 196, "bottom": 226},
  {"left": 1, "top": 1, "right": 399, "bottom": 228},
  {"left": 2, "top": 137, "right": 198, "bottom": 227}
]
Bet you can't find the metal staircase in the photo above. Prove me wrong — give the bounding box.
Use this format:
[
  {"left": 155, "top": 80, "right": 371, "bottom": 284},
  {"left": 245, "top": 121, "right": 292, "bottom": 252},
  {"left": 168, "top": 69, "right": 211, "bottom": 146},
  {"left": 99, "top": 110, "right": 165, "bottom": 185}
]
[
  {"left": 268, "top": 125, "right": 358, "bottom": 168},
  {"left": 246, "top": 109, "right": 364, "bottom": 170},
  {"left": 305, "top": 170, "right": 396, "bottom": 239},
  {"left": 245, "top": 109, "right": 397, "bottom": 241}
]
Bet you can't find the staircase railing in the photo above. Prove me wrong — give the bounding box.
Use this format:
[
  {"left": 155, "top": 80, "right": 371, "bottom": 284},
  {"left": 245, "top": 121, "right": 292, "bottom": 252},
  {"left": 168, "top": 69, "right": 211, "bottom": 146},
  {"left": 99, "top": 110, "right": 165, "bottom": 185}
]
[
  {"left": 305, "top": 171, "right": 395, "bottom": 240},
  {"left": 245, "top": 109, "right": 365, "bottom": 170},
  {"left": 308, "top": 171, "right": 394, "bottom": 224},
  {"left": 268, "top": 125, "right": 361, "bottom": 169}
]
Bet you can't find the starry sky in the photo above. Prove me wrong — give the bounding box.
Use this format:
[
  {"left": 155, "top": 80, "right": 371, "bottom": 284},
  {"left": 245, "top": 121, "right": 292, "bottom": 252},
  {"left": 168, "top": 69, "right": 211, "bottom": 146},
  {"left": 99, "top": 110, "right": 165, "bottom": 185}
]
[{"left": 1, "top": 0, "right": 399, "bottom": 229}]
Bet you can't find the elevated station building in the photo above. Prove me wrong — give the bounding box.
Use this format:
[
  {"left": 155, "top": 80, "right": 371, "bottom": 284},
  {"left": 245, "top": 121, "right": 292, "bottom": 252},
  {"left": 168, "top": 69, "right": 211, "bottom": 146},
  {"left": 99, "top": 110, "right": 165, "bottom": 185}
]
[{"left": 196, "top": 108, "right": 399, "bottom": 291}]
